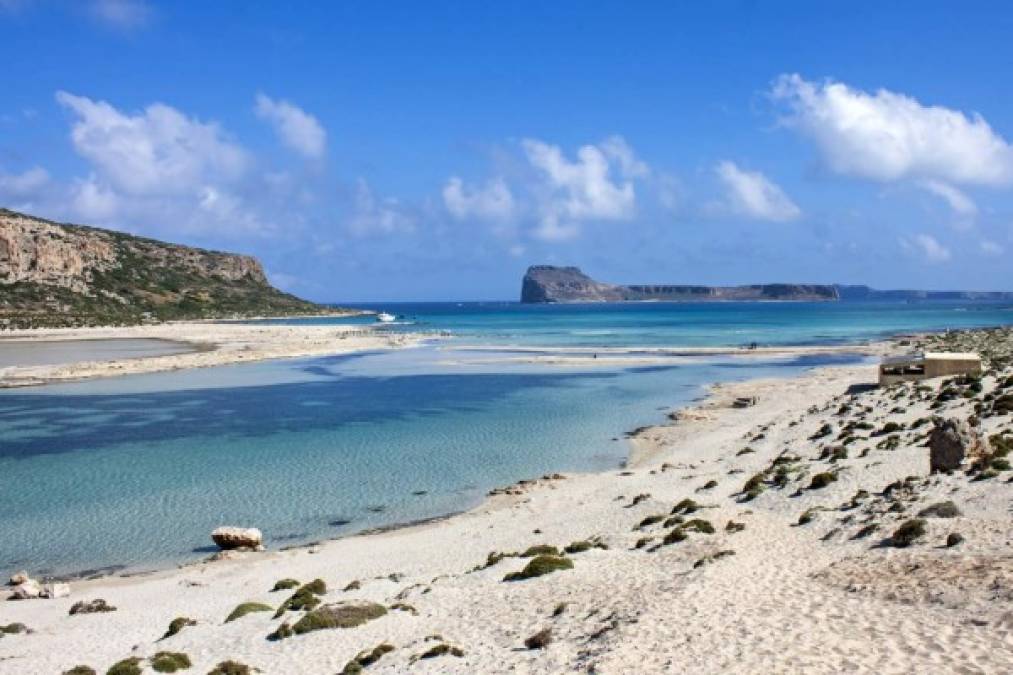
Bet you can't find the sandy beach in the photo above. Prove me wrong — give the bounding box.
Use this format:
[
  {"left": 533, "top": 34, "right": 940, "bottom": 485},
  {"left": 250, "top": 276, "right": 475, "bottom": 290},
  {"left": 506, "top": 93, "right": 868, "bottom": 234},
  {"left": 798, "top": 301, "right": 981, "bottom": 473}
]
[
  {"left": 2, "top": 328, "right": 1010, "bottom": 674},
  {"left": 0, "top": 322, "right": 424, "bottom": 388}
]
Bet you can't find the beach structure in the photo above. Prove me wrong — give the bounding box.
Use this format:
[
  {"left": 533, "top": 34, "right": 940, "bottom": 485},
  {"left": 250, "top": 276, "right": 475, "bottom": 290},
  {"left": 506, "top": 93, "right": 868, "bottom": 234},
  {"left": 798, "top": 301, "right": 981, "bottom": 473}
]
[{"left": 878, "top": 351, "right": 982, "bottom": 386}]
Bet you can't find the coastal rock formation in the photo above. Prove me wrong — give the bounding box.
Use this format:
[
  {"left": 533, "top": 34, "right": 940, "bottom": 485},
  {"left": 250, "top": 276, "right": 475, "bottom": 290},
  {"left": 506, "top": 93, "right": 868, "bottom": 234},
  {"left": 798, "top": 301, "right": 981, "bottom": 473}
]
[
  {"left": 0, "top": 208, "right": 329, "bottom": 328},
  {"left": 929, "top": 418, "right": 984, "bottom": 472},
  {"left": 211, "top": 526, "right": 264, "bottom": 550},
  {"left": 520, "top": 265, "right": 839, "bottom": 303},
  {"left": 521, "top": 265, "right": 1013, "bottom": 303}
]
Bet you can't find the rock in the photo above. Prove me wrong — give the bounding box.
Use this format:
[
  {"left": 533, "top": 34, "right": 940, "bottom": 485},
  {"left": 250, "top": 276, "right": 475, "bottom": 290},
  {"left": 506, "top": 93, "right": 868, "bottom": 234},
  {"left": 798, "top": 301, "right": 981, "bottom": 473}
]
[
  {"left": 9, "top": 580, "right": 42, "bottom": 600},
  {"left": 211, "top": 526, "right": 264, "bottom": 550},
  {"left": 8, "top": 571, "right": 30, "bottom": 586},
  {"left": 732, "top": 396, "right": 758, "bottom": 408},
  {"left": 69, "top": 599, "right": 116, "bottom": 615},
  {"left": 946, "top": 532, "right": 965, "bottom": 547},
  {"left": 929, "top": 417, "right": 984, "bottom": 472},
  {"left": 42, "top": 583, "right": 71, "bottom": 599}
]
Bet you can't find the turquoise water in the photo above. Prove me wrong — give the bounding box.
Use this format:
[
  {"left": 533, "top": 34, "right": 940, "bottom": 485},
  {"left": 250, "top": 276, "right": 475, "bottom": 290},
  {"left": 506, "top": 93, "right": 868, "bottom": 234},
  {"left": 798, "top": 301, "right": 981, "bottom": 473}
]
[
  {"left": 265, "top": 300, "right": 1013, "bottom": 347},
  {"left": 1, "top": 301, "right": 1011, "bottom": 577}
]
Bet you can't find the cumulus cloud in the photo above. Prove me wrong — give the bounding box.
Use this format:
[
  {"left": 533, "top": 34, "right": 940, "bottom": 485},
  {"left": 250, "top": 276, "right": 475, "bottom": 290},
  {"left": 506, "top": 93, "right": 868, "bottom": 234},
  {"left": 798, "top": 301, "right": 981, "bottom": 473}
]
[
  {"left": 715, "top": 161, "right": 801, "bottom": 222},
  {"left": 522, "top": 137, "right": 640, "bottom": 241},
  {"left": 56, "top": 91, "right": 248, "bottom": 196},
  {"left": 772, "top": 74, "right": 1013, "bottom": 186},
  {"left": 89, "top": 0, "right": 152, "bottom": 30},
  {"left": 442, "top": 177, "right": 514, "bottom": 221},
  {"left": 347, "top": 179, "right": 416, "bottom": 236},
  {"left": 254, "top": 93, "right": 327, "bottom": 160},
  {"left": 901, "top": 233, "right": 951, "bottom": 263}
]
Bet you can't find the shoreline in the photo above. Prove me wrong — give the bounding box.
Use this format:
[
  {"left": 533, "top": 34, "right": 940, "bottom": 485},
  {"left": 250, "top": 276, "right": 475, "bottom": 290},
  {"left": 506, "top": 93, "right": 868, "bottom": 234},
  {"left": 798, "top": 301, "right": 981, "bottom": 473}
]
[
  {"left": 2, "top": 328, "right": 1011, "bottom": 672},
  {"left": 0, "top": 321, "right": 426, "bottom": 388}
]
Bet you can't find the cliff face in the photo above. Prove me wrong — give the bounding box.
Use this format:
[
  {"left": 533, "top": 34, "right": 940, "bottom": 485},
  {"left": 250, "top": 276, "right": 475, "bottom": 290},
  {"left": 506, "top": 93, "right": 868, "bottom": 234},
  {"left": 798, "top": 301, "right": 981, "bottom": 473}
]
[
  {"left": 521, "top": 266, "right": 840, "bottom": 303},
  {"left": 0, "top": 208, "right": 325, "bottom": 328}
]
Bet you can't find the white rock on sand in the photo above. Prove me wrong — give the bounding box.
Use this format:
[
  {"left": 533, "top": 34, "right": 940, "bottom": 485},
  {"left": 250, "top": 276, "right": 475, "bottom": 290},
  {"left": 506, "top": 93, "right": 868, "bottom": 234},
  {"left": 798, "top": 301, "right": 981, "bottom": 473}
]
[{"left": 211, "top": 527, "right": 264, "bottom": 551}]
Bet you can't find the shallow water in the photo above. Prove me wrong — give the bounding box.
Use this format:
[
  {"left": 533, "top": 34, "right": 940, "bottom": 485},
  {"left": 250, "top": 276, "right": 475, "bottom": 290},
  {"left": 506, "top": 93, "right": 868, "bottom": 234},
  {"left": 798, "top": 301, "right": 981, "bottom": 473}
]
[
  {"left": 0, "top": 338, "right": 192, "bottom": 369},
  {"left": 2, "top": 300, "right": 1011, "bottom": 577}
]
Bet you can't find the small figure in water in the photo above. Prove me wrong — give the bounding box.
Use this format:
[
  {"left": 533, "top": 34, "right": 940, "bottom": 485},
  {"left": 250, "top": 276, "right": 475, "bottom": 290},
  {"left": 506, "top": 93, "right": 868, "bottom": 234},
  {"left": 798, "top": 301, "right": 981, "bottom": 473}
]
[{"left": 593, "top": 353, "right": 597, "bottom": 359}]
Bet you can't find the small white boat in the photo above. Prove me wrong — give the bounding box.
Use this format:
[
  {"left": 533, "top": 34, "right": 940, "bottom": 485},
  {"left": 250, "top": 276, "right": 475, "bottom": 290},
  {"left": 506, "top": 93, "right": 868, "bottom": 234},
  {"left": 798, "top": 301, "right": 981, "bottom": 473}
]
[{"left": 376, "top": 312, "right": 396, "bottom": 323}]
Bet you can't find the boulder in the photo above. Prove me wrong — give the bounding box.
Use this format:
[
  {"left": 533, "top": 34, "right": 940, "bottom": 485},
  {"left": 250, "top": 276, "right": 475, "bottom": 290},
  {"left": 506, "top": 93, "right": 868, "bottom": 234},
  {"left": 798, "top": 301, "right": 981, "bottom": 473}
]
[
  {"left": 929, "top": 417, "right": 984, "bottom": 472},
  {"left": 9, "top": 580, "right": 42, "bottom": 600},
  {"left": 8, "top": 571, "right": 30, "bottom": 586},
  {"left": 211, "top": 526, "right": 264, "bottom": 551}
]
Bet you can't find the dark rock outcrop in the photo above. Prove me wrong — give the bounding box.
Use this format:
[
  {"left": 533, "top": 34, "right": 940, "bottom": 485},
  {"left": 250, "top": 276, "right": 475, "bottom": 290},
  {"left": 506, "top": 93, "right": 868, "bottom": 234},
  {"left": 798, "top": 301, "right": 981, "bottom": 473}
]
[{"left": 0, "top": 208, "right": 332, "bottom": 328}]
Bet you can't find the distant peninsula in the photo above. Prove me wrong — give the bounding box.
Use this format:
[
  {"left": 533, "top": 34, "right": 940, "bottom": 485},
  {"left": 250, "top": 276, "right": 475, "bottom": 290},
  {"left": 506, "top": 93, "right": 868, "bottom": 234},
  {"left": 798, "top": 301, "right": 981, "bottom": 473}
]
[
  {"left": 520, "top": 265, "right": 1013, "bottom": 304},
  {"left": 0, "top": 208, "right": 341, "bottom": 329}
]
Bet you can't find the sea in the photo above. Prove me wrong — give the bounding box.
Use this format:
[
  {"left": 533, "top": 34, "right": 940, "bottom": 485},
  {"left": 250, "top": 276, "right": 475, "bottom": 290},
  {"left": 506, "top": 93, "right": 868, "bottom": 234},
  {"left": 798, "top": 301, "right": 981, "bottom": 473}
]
[{"left": 1, "top": 300, "right": 1010, "bottom": 577}]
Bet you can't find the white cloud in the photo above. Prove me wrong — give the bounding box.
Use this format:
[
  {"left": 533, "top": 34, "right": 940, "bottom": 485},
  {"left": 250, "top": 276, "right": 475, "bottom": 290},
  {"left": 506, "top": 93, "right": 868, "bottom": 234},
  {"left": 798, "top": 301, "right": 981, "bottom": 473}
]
[
  {"left": 772, "top": 74, "right": 1013, "bottom": 186},
  {"left": 90, "top": 0, "right": 151, "bottom": 30},
  {"left": 918, "top": 179, "right": 977, "bottom": 217},
  {"left": 254, "top": 93, "right": 327, "bottom": 160},
  {"left": 0, "top": 166, "right": 49, "bottom": 197},
  {"left": 598, "top": 135, "right": 650, "bottom": 178},
  {"left": 522, "top": 137, "right": 639, "bottom": 241},
  {"left": 347, "top": 179, "right": 415, "bottom": 236},
  {"left": 901, "top": 233, "right": 952, "bottom": 263},
  {"left": 442, "top": 177, "right": 514, "bottom": 221},
  {"left": 69, "top": 175, "right": 119, "bottom": 221},
  {"left": 56, "top": 91, "right": 248, "bottom": 196},
  {"left": 715, "top": 160, "right": 801, "bottom": 222},
  {"left": 979, "top": 240, "right": 1004, "bottom": 256}
]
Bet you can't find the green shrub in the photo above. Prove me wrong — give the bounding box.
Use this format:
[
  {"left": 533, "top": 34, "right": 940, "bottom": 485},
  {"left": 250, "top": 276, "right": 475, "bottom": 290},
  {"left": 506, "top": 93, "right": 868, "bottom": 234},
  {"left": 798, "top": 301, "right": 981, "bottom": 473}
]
[
  {"left": 290, "top": 602, "right": 388, "bottom": 635},
  {"left": 207, "top": 662, "right": 251, "bottom": 675},
  {"left": 342, "top": 643, "right": 395, "bottom": 673},
  {"left": 417, "top": 643, "right": 464, "bottom": 660},
  {"left": 161, "top": 617, "right": 196, "bottom": 640},
  {"left": 503, "top": 555, "right": 573, "bottom": 581},
  {"left": 271, "top": 578, "right": 300, "bottom": 592},
  {"left": 150, "top": 651, "right": 192, "bottom": 673},
  {"left": 63, "top": 668, "right": 96, "bottom": 675},
  {"left": 681, "top": 519, "right": 715, "bottom": 534},
  {"left": 521, "top": 544, "right": 559, "bottom": 557},
  {"left": 661, "top": 528, "right": 687, "bottom": 545},
  {"left": 224, "top": 602, "right": 272, "bottom": 623},
  {"left": 671, "top": 498, "right": 700, "bottom": 515},
  {"left": 106, "top": 659, "right": 142, "bottom": 675}
]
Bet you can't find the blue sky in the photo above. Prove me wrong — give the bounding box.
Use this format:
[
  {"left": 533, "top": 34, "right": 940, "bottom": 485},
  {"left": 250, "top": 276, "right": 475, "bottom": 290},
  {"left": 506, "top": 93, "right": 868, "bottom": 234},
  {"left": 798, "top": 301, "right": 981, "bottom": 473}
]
[{"left": 2, "top": 1, "right": 1013, "bottom": 301}]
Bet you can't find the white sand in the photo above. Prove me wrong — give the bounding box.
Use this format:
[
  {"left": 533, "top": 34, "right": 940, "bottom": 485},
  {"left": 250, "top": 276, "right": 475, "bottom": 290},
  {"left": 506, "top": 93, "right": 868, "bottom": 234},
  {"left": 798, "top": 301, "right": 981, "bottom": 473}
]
[
  {"left": 2, "top": 346, "right": 1011, "bottom": 673},
  {"left": 0, "top": 322, "right": 423, "bottom": 388}
]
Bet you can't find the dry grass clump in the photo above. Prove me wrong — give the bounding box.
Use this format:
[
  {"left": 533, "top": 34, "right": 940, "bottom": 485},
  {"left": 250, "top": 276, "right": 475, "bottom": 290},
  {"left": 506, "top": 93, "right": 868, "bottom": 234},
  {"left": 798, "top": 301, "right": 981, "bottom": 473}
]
[
  {"left": 693, "top": 550, "right": 735, "bottom": 568},
  {"left": 808, "top": 472, "right": 837, "bottom": 490},
  {"left": 62, "top": 667, "right": 96, "bottom": 675},
  {"left": 415, "top": 643, "right": 465, "bottom": 661},
  {"left": 69, "top": 599, "right": 116, "bottom": 615},
  {"left": 274, "top": 579, "right": 327, "bottom": 617},
  {"left": 564, "top": 539, "right": 607, "bottom": 554},
  {"left": 271, "top": 578, "right": 299, "bottom": 592},
  {"left": 671, "top": 498, "right": 701, "bottom": 515},
  {"left": 725, "top": 520, "right": 745, "bottom": 533}
]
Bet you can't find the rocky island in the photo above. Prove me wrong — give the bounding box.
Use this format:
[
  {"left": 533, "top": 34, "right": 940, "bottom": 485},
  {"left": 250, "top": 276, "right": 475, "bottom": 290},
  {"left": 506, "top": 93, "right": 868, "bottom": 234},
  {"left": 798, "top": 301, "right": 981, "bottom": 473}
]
[
  {"left": 521, "top": 265, "right": 1013, "bottom": 304},
  {"left": 0, "top": 208, "right": 339, "bottom": 329},
  {"left": 520, "top": 265, "right": 840, "bottom": 303}
]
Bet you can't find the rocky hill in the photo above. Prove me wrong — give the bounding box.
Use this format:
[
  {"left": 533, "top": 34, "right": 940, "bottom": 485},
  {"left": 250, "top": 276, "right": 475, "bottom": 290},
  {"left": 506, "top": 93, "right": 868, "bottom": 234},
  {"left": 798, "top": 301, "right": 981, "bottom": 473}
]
[
  {"left": 0, "top": 208, "right": 333, "bottom": 328},
  {"left": 521, "top": 266, "right": 840, "bottom": 303}
]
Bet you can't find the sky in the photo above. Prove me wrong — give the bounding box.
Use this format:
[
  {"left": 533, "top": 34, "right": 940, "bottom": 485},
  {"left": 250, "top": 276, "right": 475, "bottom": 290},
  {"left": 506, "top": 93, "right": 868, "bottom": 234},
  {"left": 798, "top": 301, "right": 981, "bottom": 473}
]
[{"left": 2, "top": 1, "right": 1013, "bottom": 301}]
